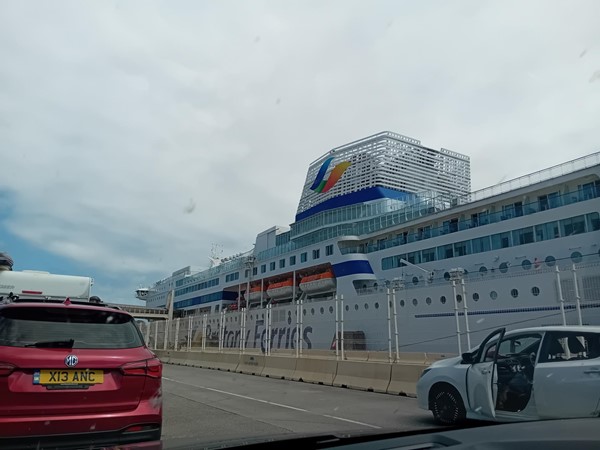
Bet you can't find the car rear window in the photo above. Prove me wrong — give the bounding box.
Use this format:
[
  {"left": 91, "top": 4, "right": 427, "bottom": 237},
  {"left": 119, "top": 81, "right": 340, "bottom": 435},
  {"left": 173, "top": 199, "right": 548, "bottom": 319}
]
[{"left": 0, "top": 306, "right": 144, "bottom": 349}]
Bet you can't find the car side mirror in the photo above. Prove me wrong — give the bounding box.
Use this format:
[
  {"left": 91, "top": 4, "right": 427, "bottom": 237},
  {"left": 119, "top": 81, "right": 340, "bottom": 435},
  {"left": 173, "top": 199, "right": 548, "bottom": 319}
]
[{"left": 461, "top": 352, "right": 475, "bottom": 364}]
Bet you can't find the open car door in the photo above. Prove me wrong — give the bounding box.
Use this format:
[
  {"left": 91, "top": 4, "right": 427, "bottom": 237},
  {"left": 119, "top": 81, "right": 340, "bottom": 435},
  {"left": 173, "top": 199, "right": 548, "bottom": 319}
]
[{"left": 465, "top": 328, "right": 505, "bottom": 420}]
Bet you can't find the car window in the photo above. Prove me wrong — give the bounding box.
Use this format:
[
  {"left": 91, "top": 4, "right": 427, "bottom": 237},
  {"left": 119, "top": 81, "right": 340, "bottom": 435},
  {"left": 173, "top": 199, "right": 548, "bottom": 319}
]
[
  {"left": 483, "top": 333, "right": 541, "bottom": 362},
  {"left": 0, "top": 307, "right": 144, "bottom": 349},
  {"left": 539, "top": 332, "right": 600, "bottom": 363}
]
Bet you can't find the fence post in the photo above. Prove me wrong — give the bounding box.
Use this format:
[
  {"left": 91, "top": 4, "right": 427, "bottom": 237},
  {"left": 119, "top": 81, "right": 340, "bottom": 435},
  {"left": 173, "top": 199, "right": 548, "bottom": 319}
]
[
  {"left": 340, "top": 295, "right": 345, "bottom": 360},
  {"left": 174, "top": 317, "right": 181, "bottom": 351},
  {"left": 392, "top": 287, "right": 400, "bottom": 362},
  {"left": 573, "top": 264, "right": 583, "bottom": 326},
  {"left": 163, "top": 320, "right": 169, "bottom": 351},
  {"left": 335, "top": 295, "right": 339, "bottom": 360},
  {"left": 451, "top": 280, "right": 462, "bottom": 355},
  {"left": 187, "top": 315, "right": 193, "bottom": 351},
  {"left": 145, "top": 321, "right": 151, "bottom": 347},
  {"left": 386, "top": 288, "right": 393, "bottom": 363},
  {"left": 555, "top": 266, "right": 567, "bottom": 326},
  {"left": 202, "top": 314, "right": 207, "bottom": 351},
  {"left": 154, "top": 320, "right": 159, "bottom": 350}
]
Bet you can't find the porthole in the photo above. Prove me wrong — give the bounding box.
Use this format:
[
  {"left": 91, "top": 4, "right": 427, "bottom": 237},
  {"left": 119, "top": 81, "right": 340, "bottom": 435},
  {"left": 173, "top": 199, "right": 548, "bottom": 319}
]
[
  {"left": 456, "top": 294, "right": 462, "bottom": 303},
  {"left": 571, "top": 251, "right": 583, "bottom": 264},
  {"left": 374, "top": 302, "right": 380, "bottom": 309},
  {"left": 320, "top": 307, "right": 324, "bottom": 314},
  {"left": 345, "top": 305, "right": 349, "bottom": 312},
  {"left": 444, "top": 272, "right": 450, "bottom": 281},
  {"left": 303, "top": 309, "right": 306, "bottom": 316},
  {"left": 311, "top": 308, "right": 315, "bottom": 315},
  {"left": 522, "top": 259, "right": 532, "bottom": 270},
  {"left": 250, "top": 315, "right": 253, "bottom": 320},
  {"left": 479, "top": 266, "right": 488, "bottom": 275},
  {"left": 499, "top": 262, "right": 509, "bottom": 273},
  {"left": 440, "top": 295, "right": 447, "bottom": 304},
  {"left": 545, "top": 255, "right": 556, "bottom": 267},
  {"left": 235, "top": 317, "right": 238, "bottom": 322},
  {"left": 354, "top": 304, "right": 359, "bottom": 311},
  {"left": 532, "top": 286, "right": 540, "bottom": 296},
  {"left": 329, "top": 306, "right": 334, "bottom": 314},
  {"left": 400, "top": 300, "right": 405, "bottom": 307},
  {"left": 490, "top": 291, "right": 498, "bottom": 300},
  {"left": 412, "top": 276, "right": 419, "bottom": 285},
  {"left": 473, "top": 293, "right": 480, "bottom": 301},
  {"left": 412, "top": 298, "right": 418, "bottom": 306},
  {"left": 511, "top": 289, "right": 519, "bottom": 298},
  {"left": 426, "top": 297, "right": 432, "bottom": 305},
  {"left": 364, "top": 303, "right": 369, "bottom": 310}
]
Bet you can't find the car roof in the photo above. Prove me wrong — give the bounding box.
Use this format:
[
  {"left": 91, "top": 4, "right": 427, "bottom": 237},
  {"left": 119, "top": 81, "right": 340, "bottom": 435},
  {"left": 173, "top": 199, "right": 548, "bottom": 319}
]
[
  {"left": 505, "top": 325, "right": 600, "bottom": 335},
  {"left": 0, "top": 301, "right": 133, "bottom": 317}
]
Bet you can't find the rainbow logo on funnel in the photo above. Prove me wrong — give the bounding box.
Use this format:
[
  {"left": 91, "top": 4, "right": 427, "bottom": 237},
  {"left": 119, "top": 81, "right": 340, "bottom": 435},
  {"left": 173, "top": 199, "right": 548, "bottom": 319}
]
[{"left": 310, "top": 157, "right": 351, "bottom": 193}]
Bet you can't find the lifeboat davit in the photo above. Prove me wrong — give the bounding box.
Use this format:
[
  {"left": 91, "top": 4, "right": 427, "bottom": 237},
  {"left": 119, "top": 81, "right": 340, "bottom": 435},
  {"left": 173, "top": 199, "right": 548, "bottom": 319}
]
[
  {"left": 266, "top": 279, "right": 294, "bottom": 300},
  {"left": 299, "top": 270, "right": 336, "bottom": 295}
]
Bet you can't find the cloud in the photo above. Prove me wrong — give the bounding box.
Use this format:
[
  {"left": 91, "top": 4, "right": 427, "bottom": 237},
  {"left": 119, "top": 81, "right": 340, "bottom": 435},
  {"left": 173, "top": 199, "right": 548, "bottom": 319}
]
[{"left": 0, "top": 0, "right": 599, "bottom": 299}]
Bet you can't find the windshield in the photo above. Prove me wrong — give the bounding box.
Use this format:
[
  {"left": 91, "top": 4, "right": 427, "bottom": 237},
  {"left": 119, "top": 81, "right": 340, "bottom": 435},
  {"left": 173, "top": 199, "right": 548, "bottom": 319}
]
[{"left": 1, "top": 0, "right": 599, "bottom": 448}]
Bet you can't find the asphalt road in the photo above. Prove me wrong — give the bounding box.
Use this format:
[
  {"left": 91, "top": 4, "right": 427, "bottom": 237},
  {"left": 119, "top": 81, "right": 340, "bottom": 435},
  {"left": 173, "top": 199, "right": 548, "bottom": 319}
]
[{"left": 161, "top": 364, "right": 441, "bottom": 449}]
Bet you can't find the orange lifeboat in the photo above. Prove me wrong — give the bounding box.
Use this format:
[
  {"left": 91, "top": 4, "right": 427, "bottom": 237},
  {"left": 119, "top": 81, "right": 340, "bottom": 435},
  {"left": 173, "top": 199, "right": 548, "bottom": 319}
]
[
  {"left": 248, "top": 284, "right": 267, "bottom": 302},
  {"left": 299, "top": 270, "right": 336, "bottom": 295},
  {"left": 266, "top": 278, "right": 294, "bottom": 300}
]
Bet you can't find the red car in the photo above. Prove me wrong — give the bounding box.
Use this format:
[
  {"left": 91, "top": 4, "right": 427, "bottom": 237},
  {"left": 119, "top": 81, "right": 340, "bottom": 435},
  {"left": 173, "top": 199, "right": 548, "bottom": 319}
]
[{"left": 0, "top": 298, "right": 162, "bottom": 448}]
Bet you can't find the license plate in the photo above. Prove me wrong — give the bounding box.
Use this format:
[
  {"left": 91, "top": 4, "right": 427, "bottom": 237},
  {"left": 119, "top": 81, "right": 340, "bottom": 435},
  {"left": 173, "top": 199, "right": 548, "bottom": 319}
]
[{"left": 33, "top": 369, "right": 104, "bottom": 385}]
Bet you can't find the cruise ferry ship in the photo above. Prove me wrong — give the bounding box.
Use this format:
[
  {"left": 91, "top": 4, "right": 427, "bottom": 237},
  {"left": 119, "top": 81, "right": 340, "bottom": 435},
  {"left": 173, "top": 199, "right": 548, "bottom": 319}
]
[{"left": 139, "top": 132, "right": 600, "bottom": 354}]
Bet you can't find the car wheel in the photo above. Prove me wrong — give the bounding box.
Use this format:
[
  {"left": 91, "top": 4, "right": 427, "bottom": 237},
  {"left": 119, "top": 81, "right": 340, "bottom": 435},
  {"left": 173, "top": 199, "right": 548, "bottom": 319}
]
[{"left": 430, "top": 384, "right": 466, "bottom": 425}]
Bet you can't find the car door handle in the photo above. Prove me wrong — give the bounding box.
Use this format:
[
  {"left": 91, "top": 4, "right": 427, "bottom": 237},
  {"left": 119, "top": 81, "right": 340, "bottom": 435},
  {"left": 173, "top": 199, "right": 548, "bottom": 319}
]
[
  {"left": 584, "top": 368, "right": 600, "bottom": 374},
  {"left": 481, "top": 369, "right": 490, "bottom": 374}
]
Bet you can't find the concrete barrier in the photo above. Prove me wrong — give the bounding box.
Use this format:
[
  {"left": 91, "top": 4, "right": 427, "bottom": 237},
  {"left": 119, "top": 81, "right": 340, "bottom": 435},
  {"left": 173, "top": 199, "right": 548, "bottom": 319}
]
[
  {"left": 169, "top": 351, "right": 190, "bottom": 366},
  {"left": 261, "top": 355, "right": 298, "bottom": 379},
  {"left": 293, "top": 358, "right": 338, "bottom": 385},
  {"left": 184, "top": 351, "right": 240, "bottom": 372},
  {"left": 333, "top": 360, "right": 391, "bottom": 393},
  {"left": 153, "top": 349, "right": 171, "bottom": 364},
  {"left": 387, "top": 363, "right": 428, "bottom": 397},
  {"left": 237, "top": 354, "right": 265, "bottom": 376},
  {"left": 343, "top": 351, "right": 369, "bottom": 361}
]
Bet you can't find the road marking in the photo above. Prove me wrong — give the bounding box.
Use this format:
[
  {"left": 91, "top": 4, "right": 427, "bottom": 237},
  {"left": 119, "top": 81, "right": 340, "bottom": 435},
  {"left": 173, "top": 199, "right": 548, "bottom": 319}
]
[
  {"left": 323, "top": 414, "right": 381, "bottom": 429},
  {"left": 163, "top": 376, "right": 380, "bottom": 429}
]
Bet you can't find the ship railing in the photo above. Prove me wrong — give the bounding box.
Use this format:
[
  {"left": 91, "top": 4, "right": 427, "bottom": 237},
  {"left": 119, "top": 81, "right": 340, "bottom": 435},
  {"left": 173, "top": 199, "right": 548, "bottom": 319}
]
[{"left": 341, "top": 186, "right": 600, "bottom": 255}]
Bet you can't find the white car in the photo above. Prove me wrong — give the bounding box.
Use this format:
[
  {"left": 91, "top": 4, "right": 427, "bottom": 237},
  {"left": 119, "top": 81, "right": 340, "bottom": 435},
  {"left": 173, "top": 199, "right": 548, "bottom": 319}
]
[{"left": 417, "top": 326, "right": 600, "bottom": 424}]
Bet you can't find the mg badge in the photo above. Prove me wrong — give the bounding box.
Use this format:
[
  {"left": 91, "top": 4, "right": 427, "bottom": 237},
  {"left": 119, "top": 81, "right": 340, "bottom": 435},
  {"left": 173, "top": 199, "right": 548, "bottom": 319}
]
[{"left": 64, "top": 355, "right": 78, "bottom": 367}]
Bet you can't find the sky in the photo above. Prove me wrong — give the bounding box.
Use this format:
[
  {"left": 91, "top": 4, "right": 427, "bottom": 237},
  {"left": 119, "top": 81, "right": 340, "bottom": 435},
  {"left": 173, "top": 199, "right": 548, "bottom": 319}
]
[{"left": 0, "top": 0, "right": 599, "bottom": 305}]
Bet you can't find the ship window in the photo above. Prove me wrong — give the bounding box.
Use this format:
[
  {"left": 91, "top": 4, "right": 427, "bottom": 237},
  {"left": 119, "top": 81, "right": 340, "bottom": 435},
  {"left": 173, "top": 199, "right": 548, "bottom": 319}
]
[
  {"left": 412, "top": 276, "right": 419, "bottom": 285},
  {"left": 490, "top": 291, "right": 498, "bottom": 300},
  {"left": 310, "top": 308, "right": 314, "bottom": 315},
  {"left": 303, "top": 309, "right": 306, "bottom": 316},
  {"left": 499, "top": 262, "right": 509, "bottom": 273},
  {"left": 400, "top": 300, "right": 405, "bottom": 307},
  {"left": 269, "top": 262, "right": 276, "bottom": 271},
  {"left": 375, "top": 302, "right": 379, "bottom": 309},
  {"left": 512, "top": 227, "right": 534, "bottom": 245},
  {"left": 443, "top": 272, "right": 450, "bottom": 281},
  {"left": 253, "top": 267, "right": 258, "bottom": 276},
  {"left": 329, "top": 306, "right": 334, "bottom": 313},
  {"left": 407, "top": 251, "right": 421, "bottom": 264},
  {"left": 491, "top": 232, "right": 511, "bottom": 250},
  {"left": 522, "top": 259, "right": 532, "bottom": 270},
  {"left": 245, "top": 269, "right": 250, "bottom": 278},
  {"left": 545, "top": 255, "right": 556, "bottom": 267},
  {"left": 454, "top": 240, "right": 471, "bottom": 257},
  {"left": 354, "top": 304, "right": 359, "bottom": 311},
  {"left": 437, "top": 244, "right": 453, "bottom": 260},
  {"left": 320, "top": 307, "right": 324, "bottom": 314},
  {"left": 440, "top": 296, "right": 447, "bottom": 304},
  {"left": 535, "top": 221, "right": 560, "bottom": 241},
  {"left": 571, "top": 251, "right": 583, "bottom": 264},
  {"left": 473, "top": 293, "right": 479, "bottom": 301},
  {"left": 326, "top": 244, "right": 334, "bottom": 256},
  {"left": 312, "top": 249, "right": 320, "bottom": 260},
  {"left": 511, "top": 289, "right": 519, "bottom": 298},
  {"left": 290, "top": 255, "right": 296, "bottom": 266},
  {"left": 279, "top": 259, "right": 285, "bottom": 269},
  {"left": 456, "top": 294, "right": 462, "bottom": 303},
  {"left": 364, "top": 303, "right": 368, "bottom": 310},
  {"left": 301, "top": 252, "right": 307, "bottom": 263},
  {"left": 345, "top": 305, "right": 349, "bottom": 312},
  {"left": 421, "top": 247, "right": 436, "bottom": 262},
  {"left": 261, "top": 264, "right": 266, "bottom": 274},
  {"left": 561, "top": 215, "right": 586, "bottom": 236},
  {"left": 472, "top": 236, "right": 491, "bottom": 253},
  {"left": 532, "top": 287, "right": 540, "bottom": 296},
  {"left": 426, "top": 297, "right": 432, "bottom": 305}
]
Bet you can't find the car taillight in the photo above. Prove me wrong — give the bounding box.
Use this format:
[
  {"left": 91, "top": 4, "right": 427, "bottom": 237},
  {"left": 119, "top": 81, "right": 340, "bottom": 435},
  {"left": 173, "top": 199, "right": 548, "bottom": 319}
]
[
  {"left": 121, "top": 358, "right": 162, "bottom": 379},
  {"left": 0, "top": 362, "right": 16, "bottom": 377}
]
